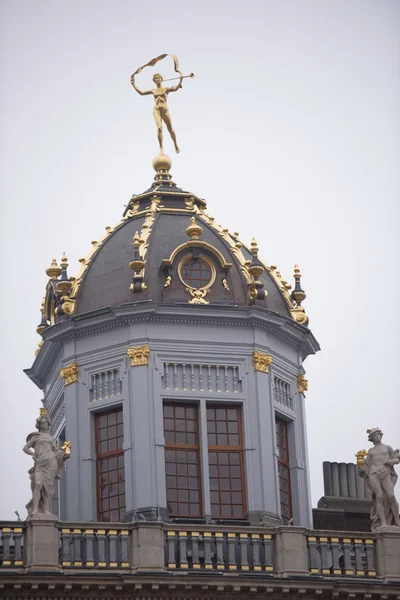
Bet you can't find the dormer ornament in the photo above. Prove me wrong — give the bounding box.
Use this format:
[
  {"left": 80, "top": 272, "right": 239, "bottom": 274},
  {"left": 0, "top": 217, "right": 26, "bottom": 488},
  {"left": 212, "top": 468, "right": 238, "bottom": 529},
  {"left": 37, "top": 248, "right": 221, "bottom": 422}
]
[
  {"left": 129, "top": 232, "right": 147, "bottom": 295},
  {"left": 185, "top": 217, "right": 203, "bottom": 240},
  {"left": 248, "top": 238, "right": 267, "bottom": 304},
  {"left": 290, "top": 265, "right": 309, "bottom": 326}
]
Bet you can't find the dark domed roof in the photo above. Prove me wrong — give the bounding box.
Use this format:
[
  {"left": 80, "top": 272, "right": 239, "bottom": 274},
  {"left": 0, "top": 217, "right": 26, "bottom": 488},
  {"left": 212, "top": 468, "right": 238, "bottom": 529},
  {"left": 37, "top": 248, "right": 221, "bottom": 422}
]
[{"left": 36, "top": 158, "right": 310, "bottom": 351}]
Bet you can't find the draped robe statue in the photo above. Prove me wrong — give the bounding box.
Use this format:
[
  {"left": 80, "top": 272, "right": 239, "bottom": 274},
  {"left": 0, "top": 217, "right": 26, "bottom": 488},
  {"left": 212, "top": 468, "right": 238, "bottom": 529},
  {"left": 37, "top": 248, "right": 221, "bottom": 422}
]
[{"left": 23, "top": 414, "right": 70, "bottom": 516}]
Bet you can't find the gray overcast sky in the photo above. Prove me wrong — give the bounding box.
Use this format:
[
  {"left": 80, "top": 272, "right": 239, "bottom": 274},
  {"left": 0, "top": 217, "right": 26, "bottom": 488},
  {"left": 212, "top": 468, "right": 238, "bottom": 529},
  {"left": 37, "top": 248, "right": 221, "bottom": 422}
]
[{"left": 0, "top": 0, "right": 399, "bottom": 519}]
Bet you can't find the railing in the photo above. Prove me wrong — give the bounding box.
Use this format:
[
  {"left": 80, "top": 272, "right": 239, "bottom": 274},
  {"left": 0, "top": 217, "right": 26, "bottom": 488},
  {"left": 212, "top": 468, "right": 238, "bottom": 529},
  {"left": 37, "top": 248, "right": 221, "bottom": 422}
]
[
  {"left": 0, "top": 523, "right": 25, "bottom": 568},
  {"left": 307, "top": 534, "right": 376, "bottom": 577},
  {"left": 165, "top": 528, "right": 274, "bottom": 571},
  {"left": 59, "top": 526, "right": 130, "bottom": 568},
  {"left": 0, "top": 521, "right": 389, "bottom": 581}
]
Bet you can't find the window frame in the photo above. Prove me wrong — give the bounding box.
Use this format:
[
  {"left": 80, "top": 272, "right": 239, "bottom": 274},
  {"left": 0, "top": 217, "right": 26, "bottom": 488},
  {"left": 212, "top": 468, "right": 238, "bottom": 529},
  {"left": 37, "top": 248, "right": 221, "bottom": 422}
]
[
  {"left": 207, "top": 404, "right": 247, "bottom": 520},
  {"left": 94, "top": 407, "right": 125, "bottom": 522},
  {"left": 163, "top": 402, "right": 203, "bottom": 518},
  {"left": 275, "top": 415, "right": 293, "bottom": 524}
]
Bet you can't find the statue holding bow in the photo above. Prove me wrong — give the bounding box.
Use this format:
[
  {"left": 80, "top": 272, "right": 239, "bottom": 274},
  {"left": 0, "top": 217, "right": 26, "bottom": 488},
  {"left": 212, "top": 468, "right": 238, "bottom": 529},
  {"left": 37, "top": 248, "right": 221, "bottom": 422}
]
[{"left": 131, "top": 54, "right": 194, "bottom": 155}]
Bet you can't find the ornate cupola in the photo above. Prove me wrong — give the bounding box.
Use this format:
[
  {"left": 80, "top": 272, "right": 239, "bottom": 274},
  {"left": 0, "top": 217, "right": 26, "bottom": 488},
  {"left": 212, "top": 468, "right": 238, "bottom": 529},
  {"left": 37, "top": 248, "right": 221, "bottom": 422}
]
[{"left": 25, "top": 56, "right": 319, "bottom": 527}]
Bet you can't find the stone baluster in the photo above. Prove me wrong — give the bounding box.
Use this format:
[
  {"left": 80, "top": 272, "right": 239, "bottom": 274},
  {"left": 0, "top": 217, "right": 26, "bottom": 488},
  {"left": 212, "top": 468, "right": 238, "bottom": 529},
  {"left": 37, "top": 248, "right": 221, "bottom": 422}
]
[
  {"left": 199, "top": 365, "right": 204, "bottom": 391},
  {"left": 92, "top": 375, "right": 97, "bottom": 401},
  {"left": 215, "top": 532, "right": 225, "bottom": 570},
  {"left": 251, "top": 533, "right": 261, "bottom": 571},
  {"left": 354, "top": 538, "right": 365, "bottom": 576},
  {"left": 61, "top": 528, "right": 71, "bottom": 567},
  {"left": 308, "top": 536, "right": 320, "bottom": 574},
  {"left": 224, "top": 366, "right": 229, "bottom": 392},
  {"left": 227, "top": 533, "right": 237, "bottom": 570},
  {"left": 364, "top": 539, "right": 376, "bottom": 576},
  {"left": 120, "top": 530, "right": 129, "bottom": 568},
  {"left": 166, "top": 531, "right": 176, "bottom": 568},
  {"left": 233, "top": 367, "right": 238, "bottom": 392},
  {"left": 97, "top": 529, "right": 107, "bottom": 567},
  {"left": 173, "top": 363, "right": 178, "bottom": 390},
  {"left": 13, "top": 528, "right": 24, "bottom": 566},
  {"left": 207, "top": 365, "right": 212, "bottom": 391},
  {"left": 178, "top": 531, "right": 188, "bottom": 569},
  {"left": 72, "top": 529, "right": 82, "bottom": 567},
  {"left": 110, "top": 370, "right": 115, "bottom": 397},
  {"left": 263, "top": 533, "right": 273, "bottom": 571},
  {"left": 216, "top": 365, "right": 221, "bottom": 392},
  {"left": 108, "top": 530, "right": 118, "bottom": 567},
  {"left": 342, "top": 538, "right": 354, "bottom": 575},
  {"left": 203, "top": 532, "right": 213, "bottom": 569},
  {"left": 1, "top": 528, "right": 12, "bottom": 565},
  {"left": 181, "top": 363, "right": 187, "bottom": 390},
  {"left": 330, "top": 537, "right": 342, "bottom": 575},
  {"left": 239, "top": 533, "right": 249, "bottom": 570},
  {"left": 104, "top": 371, "right": 109, "bottom": 398},
  {"left": 191, "top": 532, "right": 200, "bottom": 569},
  {"left": 190, "top": 364, "right": 195, "bottom": 391},
  {"left": 84, "top": 529, "right": 95, "bottom": 567},
  {"left": 319, "top": 537, "right": 331, "bottom": 574},
  {"left": 164, "top": 363, "right": 170, "bottom": 389}
]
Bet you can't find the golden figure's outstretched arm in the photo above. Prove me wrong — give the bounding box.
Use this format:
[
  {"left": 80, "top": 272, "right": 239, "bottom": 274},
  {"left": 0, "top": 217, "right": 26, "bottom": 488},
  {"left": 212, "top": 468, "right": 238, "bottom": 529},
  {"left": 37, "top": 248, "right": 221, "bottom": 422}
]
[
  {"left": 130, "top": 74, "right": 152, "bottom": 96},
  {"left": 166, "top": 75, "right": 184, "bottom": 93}
]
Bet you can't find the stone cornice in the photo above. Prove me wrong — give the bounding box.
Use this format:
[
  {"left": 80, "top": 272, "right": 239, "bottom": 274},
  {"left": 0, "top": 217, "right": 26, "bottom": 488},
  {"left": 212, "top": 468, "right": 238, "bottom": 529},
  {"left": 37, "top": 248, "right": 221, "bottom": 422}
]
[{"left": 25, "top": 303, "right": 319, "bottom": 389}]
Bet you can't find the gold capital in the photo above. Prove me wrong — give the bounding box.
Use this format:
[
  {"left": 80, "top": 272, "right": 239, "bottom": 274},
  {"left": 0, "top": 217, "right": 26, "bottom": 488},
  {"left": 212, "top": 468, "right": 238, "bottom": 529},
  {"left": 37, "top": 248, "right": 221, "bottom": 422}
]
[
  {"left": 127, "top": 345, "right": 150, "bottom": 367},
  {"left": 252, "top": 351, "right": 272, "bottom": 374},
  {"left": 297, "top": 374, "right": 308, "bottom": 394},
  {"left": 60, "top": 362, "right": 78, "bottom": 386}
]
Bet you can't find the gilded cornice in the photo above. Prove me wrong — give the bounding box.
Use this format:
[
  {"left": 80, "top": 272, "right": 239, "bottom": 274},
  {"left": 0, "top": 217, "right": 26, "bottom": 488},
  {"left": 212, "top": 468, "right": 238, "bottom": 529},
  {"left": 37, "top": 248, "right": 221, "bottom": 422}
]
[
  {"left": 60, "top": 362, "right": 79, "bottom": 386},
  {"left": 195, "top": 208, "right": 310, "bottom": 324},
  {"left": 252, "top": 351, "right": 273, "bottom": 374},
  {"left": 127, "top": 345, "right": 150, "bottom": 367},
  {"left": 297, "top": 374, "right": 308, "bottom": 394}
]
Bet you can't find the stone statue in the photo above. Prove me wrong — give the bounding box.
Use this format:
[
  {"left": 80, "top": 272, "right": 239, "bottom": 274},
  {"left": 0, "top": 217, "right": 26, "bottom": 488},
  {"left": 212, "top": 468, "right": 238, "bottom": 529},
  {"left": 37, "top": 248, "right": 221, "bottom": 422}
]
[
  {"left": 130, "top": 53, "right": 194, "bottom": 155},
  {"left": 357, "top": 427, "right": 400, "bottom": 530},
  {"left": 23, "top": 411, "right": 71, "bottom": 517}
]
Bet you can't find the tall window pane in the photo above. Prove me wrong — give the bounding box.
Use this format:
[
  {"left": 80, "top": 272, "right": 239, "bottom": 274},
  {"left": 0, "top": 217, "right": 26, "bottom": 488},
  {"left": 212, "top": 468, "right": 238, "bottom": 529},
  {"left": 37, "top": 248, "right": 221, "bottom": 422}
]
[
  {"left": 275, "top": 416, "right": 292, "bottom": 524},
  {"left": 207, "top": 405, "right": 246, "bottom": 519},
  {"left": 95, "top": 408, "right": 125, "bottom": 522},
  {"left": 163, "top": 403, "right": 202, "bottom": 517}
]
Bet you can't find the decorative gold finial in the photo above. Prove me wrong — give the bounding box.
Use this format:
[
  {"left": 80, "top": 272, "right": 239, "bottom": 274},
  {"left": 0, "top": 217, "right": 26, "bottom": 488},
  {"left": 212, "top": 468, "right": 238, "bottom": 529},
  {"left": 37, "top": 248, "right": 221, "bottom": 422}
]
[
  {"left": 45, "top": 258, "right": 62, "bottom": 280},
  {"left": 131, "top": 54, "right": 194, "bottom": 155},
  {"left": 61, "top": 252, "right": 68, "bottom": 265},
  {"left": 250, "top": 238, "right": 259, "bottom": 253},
  {"left": 152, "top": 153, "right": 172, "bottom": 173},
  {"left": 291, "top": 264, "right": 307, "bottom": 305},
  {"left": 185, "top": 217, "right": 203, "bottom": 240},
  {"left": 129, "top": 232, "right": 146, "bottom": 272},
  {"left": 39, "top": 407, "right": 48, "bottom": 417},
  {"left": 355, "top": 449, "right": 367, "bottom": 466}
]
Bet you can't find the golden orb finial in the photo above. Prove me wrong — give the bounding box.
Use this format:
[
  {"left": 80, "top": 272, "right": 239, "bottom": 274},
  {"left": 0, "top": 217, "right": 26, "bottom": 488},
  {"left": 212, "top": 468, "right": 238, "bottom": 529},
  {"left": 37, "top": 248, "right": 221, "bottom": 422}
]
[
  {"left": 61, "top": 252, "right": 68, "bottom": 266},
  {"left": 185, "top": 217, "right": 203, "bottom": 240},
  {"left": 152, "top": 153, "right": 172, "bottom": 173}
]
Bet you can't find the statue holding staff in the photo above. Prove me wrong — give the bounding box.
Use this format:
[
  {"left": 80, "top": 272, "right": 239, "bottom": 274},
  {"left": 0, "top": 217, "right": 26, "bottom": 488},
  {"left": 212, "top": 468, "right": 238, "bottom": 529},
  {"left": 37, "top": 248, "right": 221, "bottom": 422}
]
[
  {"left": 23, "top": 410, "right": 71, "bottom": 516},
  {"left": 131, "top": 54, "right": 194, "bottom": 155},
  {"left": 357, "top": 427, "right": 400, "bottom": 530}
]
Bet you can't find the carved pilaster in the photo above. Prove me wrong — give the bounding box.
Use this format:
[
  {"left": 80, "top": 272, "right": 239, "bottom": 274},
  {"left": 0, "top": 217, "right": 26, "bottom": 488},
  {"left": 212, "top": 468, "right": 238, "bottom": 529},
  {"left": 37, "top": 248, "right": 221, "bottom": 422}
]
[
  {"left": 127, "top": 345, "right": 150, "bottom": 367},
  {"left": 60, "top": 362, "right": 78, "bottom": 386},
  {"left": 252, "top": 351, "right": 272, "bottom": 373}
]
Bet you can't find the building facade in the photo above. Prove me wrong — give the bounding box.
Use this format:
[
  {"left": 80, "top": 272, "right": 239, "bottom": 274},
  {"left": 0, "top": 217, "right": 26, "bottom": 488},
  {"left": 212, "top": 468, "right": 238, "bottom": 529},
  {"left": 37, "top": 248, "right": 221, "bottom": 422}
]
[{"left": 1, "top": 156, "right": 399, "bottom": 598}]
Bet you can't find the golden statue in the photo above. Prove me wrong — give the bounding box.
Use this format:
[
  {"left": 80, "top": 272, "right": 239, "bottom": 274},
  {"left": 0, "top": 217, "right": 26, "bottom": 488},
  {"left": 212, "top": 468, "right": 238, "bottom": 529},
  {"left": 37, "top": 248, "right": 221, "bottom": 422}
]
[{"left": 131, "top": 54, "right": 194, "bottom": 155}]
